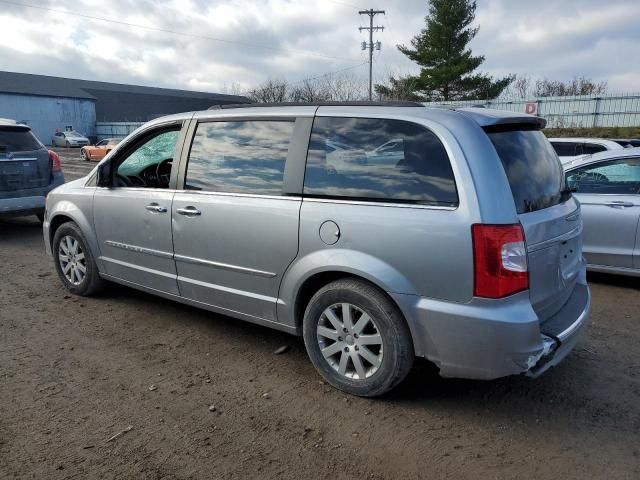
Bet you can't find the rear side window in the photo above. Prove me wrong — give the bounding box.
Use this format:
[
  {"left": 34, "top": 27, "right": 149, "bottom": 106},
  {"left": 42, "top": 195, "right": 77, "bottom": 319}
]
[
  {"left": 303, "top": 117, "right": 458, "bottom": 206},
  {"left": 567, "top": 157, "right": 640, "bottom": 194},
  {"left": 185, "top": 121, "right": 294, "bottom": 195},
  {"left": 0, "top": 128, "right": 42, "bottom": 152},
  {"left": 488, "top": 129, "right": 565, "bottom": 214},
  {"left": 583, "top": 143, "right": 607, "bottom": 155},
  {"left": 551, "top": 142, "right": 577, "bottom": 157}
]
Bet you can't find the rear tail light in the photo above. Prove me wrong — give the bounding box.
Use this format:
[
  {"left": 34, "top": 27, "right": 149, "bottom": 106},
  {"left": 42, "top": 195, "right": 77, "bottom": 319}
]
[
  {"left": 472, "top": 224, "right": 528, "bottom": 298},
  {"left": 49, "top": 150, "right": 61, "bottom": 172}
]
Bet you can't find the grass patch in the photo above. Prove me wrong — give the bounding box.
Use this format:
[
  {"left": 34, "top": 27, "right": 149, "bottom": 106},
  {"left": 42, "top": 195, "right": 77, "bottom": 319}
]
[{"left": 543, "top": 126, "right": 640, "bottom": 139}]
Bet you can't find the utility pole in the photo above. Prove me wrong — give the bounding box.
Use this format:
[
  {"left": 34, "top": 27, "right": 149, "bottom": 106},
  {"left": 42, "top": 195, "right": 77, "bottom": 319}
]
[{"left": 359, "top": 9, "right": 384, "bottom": 100}]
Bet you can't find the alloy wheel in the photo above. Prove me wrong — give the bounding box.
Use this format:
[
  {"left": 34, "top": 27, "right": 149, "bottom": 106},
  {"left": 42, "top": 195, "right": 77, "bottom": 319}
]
[
  {"left": 58, "top": 235, "right": 87, "bottom": 285},
  {"left": 316, "top": 302, "right": 384, "bottom": 380}
]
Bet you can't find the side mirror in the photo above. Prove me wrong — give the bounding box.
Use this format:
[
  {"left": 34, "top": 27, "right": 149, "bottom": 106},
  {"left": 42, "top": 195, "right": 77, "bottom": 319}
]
[{"left": 96, "top": 161, "right": 113, "bottom": 187}]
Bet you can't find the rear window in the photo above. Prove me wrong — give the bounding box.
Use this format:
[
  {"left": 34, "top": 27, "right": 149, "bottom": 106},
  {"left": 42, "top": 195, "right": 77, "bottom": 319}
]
[
  {"left": 0, "top": 128, "right": 42, "bottom": 152},
  {"left": 488, "top": 129, "right": 565, "bottom": 214},
  {"left": 303, "top": 117, "right": 458, "bottom": 206}
]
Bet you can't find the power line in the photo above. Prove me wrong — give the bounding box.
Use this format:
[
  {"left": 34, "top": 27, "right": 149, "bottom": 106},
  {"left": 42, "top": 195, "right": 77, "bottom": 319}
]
[
  {"left": 358, "top": 9, "right": 385, "bottom": 100},
  {"left": 0, "top": 0, "right": 358, "bottom": 63},
  {"left": 290, "top": 61, "right": 368, "bottom": 85}
]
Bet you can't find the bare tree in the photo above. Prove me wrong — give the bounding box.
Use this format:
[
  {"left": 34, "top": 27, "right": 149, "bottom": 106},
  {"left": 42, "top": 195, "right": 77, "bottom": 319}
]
[
  {"left": 247, "top": 71, "right": 368, "bottom": 103},
  {"left": 246, "top": 78, "right": 289, "bottom": 103},
  {"left": 534, "top": 76, "right": 607, "bottom": 97},
  {"left": 501, "top": 74, "right": 532, "bottom": 99}
]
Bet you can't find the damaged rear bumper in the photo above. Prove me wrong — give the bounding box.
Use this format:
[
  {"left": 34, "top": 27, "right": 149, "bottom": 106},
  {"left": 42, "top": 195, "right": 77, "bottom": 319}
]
[{"left": 390, "top": 270, "right": 591, "bottom": 380}]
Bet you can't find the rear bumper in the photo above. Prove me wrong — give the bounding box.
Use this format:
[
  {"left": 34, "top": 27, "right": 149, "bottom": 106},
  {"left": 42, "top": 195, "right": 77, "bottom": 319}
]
[
  {"left": 391, "top": 267, "right": 591, "bottom": 380},
  {"left": 0, "top": 173, "right": 65, "bottom": 217}
]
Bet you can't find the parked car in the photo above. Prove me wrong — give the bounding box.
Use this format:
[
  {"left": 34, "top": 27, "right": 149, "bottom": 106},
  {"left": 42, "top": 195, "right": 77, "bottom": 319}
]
[
  {"left": 564, "top": 148, "right": 640, "bottom": 276},
  {"left": 43, "top": 103, "right": 590, "bottom": 396},
  {"left": 610, "top": 138, "right": 640, "bottom": 148},
  {"left": 365, "top": 138, "right": 404, "bottom": 166},
  {"left": 0, "top": 119, "right": 64, "bottom": 221},
  {"left": 52, "top": 130, "right": 90, "bottom": 148},
  {"left": 548, "top": 137, "right": 623, "bottom": 161},
  {"left": 81, "top": 138, "right": 122, "bottom": 161}
]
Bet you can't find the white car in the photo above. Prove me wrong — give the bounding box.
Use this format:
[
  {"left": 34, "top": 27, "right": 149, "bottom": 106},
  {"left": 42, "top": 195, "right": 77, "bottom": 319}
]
[
  {"left": 52, "top": 130, "right": 90, "bottom": 147},
  {"left": 549, "top": 137, "right": 623, "bottom": 162},
  {"left": 563, "top": 148, "right": 640, "bottom": 276}
]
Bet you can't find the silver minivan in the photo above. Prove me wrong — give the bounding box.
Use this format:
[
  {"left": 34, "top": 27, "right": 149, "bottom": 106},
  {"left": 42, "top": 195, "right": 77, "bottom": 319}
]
[{"left": 43, "top": 103, "right": 590, "bottom": 396}]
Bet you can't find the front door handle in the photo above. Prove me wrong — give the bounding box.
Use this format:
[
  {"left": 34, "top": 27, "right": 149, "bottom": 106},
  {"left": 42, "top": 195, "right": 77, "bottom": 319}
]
[
  {"left": 145, "top": 203, "right": 167, "bottom": 213},
  {"left": 176, "top": 206, "right": 202, "bottom": 217},
  {"left": 607, "top": 201, "right": 634, "bottom": 208}
]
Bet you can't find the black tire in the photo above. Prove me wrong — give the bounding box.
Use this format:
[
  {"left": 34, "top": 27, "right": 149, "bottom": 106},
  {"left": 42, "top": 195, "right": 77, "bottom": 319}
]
[
  {"left": 303, "top": 278, "right": 414, "bottom": 397},
  {"left": 81, "top": 149, "right": 89, "bottom": 161},
  {"left": 52, "top": 221, "right": 105, "bottom": 296}
]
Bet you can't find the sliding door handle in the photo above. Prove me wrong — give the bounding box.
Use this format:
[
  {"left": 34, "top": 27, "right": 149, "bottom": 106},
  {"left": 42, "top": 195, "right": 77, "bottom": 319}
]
[
  {"left": 145, "top": 204, "right": 167, "bottom": 213},
  {"left": 176, "top": 206, "right": 202, "bottom": 217},
  {"left": 607, "top": 201, "right": 634, "bottom": 208}
]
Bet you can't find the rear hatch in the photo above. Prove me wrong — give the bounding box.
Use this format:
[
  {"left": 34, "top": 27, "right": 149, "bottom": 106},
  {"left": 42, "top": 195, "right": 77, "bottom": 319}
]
[
  {"left": 487, "top": 126, "right": 582, "bottom": 322},
  {"left": 0, "top": 125, "right": 51, "bottom": 193}
]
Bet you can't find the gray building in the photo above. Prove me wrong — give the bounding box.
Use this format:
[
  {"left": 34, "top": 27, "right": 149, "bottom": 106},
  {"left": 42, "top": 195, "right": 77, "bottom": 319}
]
[{"left": 0, "top": 71, "right": 249, "bottom": 144}]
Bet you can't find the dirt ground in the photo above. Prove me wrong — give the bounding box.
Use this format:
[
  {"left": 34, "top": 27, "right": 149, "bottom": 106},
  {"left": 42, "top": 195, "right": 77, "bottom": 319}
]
[{"left": 0, "top": 151, "right": 639, "bottom": 479}]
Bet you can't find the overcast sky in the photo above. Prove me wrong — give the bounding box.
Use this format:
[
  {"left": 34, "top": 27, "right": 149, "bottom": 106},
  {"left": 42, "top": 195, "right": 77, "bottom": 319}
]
[{"left": 1, "top": 0, "right": 638, "bottom": 94}]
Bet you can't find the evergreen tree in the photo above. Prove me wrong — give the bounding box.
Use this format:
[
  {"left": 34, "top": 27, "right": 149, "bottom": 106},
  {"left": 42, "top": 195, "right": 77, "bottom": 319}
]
[{"left": 377, "top": 0, "right": 513, "bottom": 101}]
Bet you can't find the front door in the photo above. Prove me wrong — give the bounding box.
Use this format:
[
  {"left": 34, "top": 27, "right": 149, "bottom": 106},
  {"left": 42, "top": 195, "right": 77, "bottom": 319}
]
[
  {"left": 94, "top": 125, "right": 184, "bottom": 294},
  {"left": 567, "top": 156, "right": 640, "bottom": 269},
  {"left": 172, "top": 119, "right": 302, "bottom": 321}
]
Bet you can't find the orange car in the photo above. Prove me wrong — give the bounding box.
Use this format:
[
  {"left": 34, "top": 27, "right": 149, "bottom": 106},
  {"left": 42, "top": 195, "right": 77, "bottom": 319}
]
[{"left": 80, "top": 138, "right": 122, "bottom": 161}]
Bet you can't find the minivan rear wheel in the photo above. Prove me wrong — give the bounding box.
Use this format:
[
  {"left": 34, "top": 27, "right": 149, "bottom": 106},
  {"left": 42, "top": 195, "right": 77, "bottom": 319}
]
[
  {"left": 303, "top": 278, "right": 414, "bottom": 397},
  {"left": 52, "top": 222, "right": 105, "bottom": 296}
]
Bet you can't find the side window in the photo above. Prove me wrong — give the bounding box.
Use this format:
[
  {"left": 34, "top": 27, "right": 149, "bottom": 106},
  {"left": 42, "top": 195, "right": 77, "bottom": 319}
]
[
  {"left": 185, "top": 120, "right": 294, "bottom": 195},
  {"left": 567, "top": 157, "right": 640, "bottom": 194},
  {"left": 115, "top": 128, "right": 180, "bottom": 188},
  {"left": 551, "top": 142, "right": 577, "bottom": 157},
  {"left": 583, "top": 143, "right": 607, "bottom": 155},
  {"left": 303, "top": 117, "right": 458, "bottom": 205}
]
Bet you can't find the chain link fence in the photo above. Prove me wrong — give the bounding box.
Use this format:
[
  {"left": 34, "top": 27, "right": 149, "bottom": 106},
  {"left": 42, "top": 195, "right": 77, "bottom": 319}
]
[{"left": 424, "top": 93, "right": 640, "bottom": 129}]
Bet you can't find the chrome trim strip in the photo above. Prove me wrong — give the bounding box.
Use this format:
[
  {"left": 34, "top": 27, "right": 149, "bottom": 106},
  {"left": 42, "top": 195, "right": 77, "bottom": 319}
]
[
  {"left": 527, "top": 224, "right": 582, "bottom": 252},
  {"left": 100, "top": 256, "right": 177, "bottom": 278},
  {"left": 177, "top": 275, "right": 280, "bottom": 303},
  {"left": 174, "top": 254, "right": 277, "bottom": 278},
  {"left": 302, "top": 197, "right": 457, "bottom": 210},
  {"left": 9, "top": 157, "right": 37, "bottom": 161},
  {"left": 174, "top": 189, "right": 301, "bottom": 201},
  {"left": 104, "top": 241, "right": 173, "bottom": 259},
  {"left": 556, "top": 287, "right": 591, "bottom": 342}
]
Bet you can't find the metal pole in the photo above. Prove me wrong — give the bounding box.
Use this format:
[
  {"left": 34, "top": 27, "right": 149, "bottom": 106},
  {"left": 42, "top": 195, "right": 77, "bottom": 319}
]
[
  {"left": 368, "top": 12, "right": 373, "bottom": 100},
  {"left": 359, "top": 9, "right": 384, "bottom": 101}
]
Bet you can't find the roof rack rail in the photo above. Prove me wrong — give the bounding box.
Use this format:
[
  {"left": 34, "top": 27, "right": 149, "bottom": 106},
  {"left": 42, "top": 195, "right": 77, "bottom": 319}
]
[{"left": 208, "top": 100, "right": 425, "bottom": 110}]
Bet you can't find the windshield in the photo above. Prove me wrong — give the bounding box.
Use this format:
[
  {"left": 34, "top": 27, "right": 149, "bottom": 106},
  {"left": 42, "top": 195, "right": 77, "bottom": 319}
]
[
  {"left": 487, "top": 128, "right": 565, "bottom": 214},
  {"left": 66, "top": 131, "right": 83, "bottom": 138}
]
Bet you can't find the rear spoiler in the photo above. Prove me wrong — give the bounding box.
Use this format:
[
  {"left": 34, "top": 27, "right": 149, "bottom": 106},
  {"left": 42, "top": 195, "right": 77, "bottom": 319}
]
[{"left": 455, "top": 107, "right": 546, "bottom": 130}]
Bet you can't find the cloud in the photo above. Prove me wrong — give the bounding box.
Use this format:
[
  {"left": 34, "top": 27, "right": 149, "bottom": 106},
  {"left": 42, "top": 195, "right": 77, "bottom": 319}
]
[{"left": 0, "top": 0, "right": 638, "bottom": 93}]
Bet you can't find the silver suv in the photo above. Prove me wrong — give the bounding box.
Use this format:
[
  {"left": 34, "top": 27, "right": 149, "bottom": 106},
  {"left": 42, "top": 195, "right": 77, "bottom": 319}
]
[{"left": 43, "top": 103, "right": 591, "bottom": 396}]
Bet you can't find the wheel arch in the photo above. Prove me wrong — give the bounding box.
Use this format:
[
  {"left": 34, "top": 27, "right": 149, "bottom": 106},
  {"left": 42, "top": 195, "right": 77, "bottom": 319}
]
[
  {"left": 48, "top": 204, "right": 102, "bottom": 270},
  {"left": 279, "top": 249, "right": 416, "bottom": 329}
]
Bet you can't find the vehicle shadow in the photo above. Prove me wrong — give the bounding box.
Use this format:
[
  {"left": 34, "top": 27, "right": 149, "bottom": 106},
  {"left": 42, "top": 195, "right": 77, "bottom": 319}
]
[
  {"left": 587, "top": 271, "right": 640, "bottom": 289},
  {"left": 0, "top": 216, "right": 43, "bottom": 240}
]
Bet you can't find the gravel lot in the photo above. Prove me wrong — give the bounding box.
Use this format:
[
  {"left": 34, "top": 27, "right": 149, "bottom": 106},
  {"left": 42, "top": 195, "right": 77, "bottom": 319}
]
[{"left": 1, "top": 149, "right": 639, "bottom": 479}]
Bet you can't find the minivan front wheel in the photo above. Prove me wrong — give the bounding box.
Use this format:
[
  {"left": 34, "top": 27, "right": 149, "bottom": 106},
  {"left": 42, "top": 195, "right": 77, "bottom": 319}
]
[
  {"left": 52, "top": 222, "right": 104, "bottom": 296},
  {"left": 303, "top": 278, "right": 414, "bottom": 397}
]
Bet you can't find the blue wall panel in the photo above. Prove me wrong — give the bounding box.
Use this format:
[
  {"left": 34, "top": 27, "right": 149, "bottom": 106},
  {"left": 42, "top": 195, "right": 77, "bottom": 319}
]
[{"left": 0, "top": 94, "right": 96, "bottom": 145}]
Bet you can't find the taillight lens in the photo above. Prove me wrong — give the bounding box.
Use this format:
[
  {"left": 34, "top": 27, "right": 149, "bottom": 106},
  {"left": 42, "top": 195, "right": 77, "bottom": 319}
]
[
  {"left": 472, "top": 224, "right": 528, "bottom": 298},
  {"left": 49, "top": 150, "right": 61, "bottom": 172}
]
